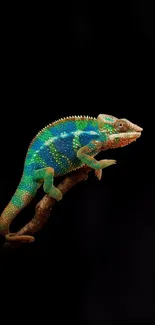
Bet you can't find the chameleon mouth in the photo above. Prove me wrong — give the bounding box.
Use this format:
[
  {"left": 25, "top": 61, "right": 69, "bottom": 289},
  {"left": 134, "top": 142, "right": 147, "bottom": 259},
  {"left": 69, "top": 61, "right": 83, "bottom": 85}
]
[
  {"left": 109, "top": 131, "right": 142, "bottom": 141},
  {"left": 108, "top": 131, "right": 142, "bottom": 148}
]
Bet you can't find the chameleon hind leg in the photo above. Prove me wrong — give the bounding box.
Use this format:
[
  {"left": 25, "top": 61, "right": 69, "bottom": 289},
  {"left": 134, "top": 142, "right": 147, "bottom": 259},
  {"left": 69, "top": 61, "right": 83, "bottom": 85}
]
[{"left": 33, "top": 167, "right": 63, "bottom": 201}]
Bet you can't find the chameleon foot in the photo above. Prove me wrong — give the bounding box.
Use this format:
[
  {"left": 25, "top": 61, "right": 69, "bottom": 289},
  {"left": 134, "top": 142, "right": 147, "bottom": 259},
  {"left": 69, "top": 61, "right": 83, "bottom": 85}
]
[
  {"left": 48, "top": 186, "right": 63, "bottom": 201},
  {"left": 95, "top": 169, "right": 103, "bottom": 180},
  {"left": 34, "top": 167, "right": 63, "bottom": 201},
  {"left": 95, "top": 160, "right": 116, "bottom": 180},
  {"left": 99, "top": 159, "right": 116, "bottom": 169}
]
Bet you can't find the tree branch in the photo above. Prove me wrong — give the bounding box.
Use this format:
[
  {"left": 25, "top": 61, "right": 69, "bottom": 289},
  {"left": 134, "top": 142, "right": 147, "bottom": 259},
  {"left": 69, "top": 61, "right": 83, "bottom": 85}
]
[{"left": 5, "top": 166, "right": 93, "bottom": 243}]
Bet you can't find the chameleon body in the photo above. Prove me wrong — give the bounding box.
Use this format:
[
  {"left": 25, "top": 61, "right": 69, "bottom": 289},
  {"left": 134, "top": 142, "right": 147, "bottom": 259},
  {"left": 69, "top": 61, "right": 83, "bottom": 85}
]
[{"left": 0, "top": 114, "right": 143, "bottom": 235}]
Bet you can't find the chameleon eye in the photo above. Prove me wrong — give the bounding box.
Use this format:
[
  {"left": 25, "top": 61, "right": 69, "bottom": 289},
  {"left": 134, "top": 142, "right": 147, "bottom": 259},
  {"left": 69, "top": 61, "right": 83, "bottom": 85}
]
[
  {"left": 115, "top": 120, "right": 127, "bottom": 132},
  {"left": 119, "top": 122, "right": 123, "bottom": 127}
]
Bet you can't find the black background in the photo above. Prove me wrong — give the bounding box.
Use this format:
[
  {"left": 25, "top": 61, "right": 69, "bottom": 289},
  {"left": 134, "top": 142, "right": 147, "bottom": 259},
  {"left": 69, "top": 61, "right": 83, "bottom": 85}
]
[{"left": 0, "top": 1, "right": 155, "bottom": 323}]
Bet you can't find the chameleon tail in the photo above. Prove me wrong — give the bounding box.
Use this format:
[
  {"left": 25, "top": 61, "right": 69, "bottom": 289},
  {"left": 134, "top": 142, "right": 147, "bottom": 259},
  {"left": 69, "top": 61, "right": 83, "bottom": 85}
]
[{"left": 0, "top": 175, "right": 39, "bottom": 236}]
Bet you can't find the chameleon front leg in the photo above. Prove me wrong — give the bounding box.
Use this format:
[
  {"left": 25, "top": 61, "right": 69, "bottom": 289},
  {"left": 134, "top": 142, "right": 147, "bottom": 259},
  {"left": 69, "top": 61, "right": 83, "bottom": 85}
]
[
  {"left": 33, "top": 167, "right": 63, "bottom": 201},
  {"left": 77, "top": 141, "right": 116, "bottom": 178}
]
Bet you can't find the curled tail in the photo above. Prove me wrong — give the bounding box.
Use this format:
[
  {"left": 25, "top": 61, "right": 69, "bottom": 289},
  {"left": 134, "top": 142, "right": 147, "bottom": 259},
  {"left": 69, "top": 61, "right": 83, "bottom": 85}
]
[{"left": 0, "top": 175, "right": 39, "bottom": 235}]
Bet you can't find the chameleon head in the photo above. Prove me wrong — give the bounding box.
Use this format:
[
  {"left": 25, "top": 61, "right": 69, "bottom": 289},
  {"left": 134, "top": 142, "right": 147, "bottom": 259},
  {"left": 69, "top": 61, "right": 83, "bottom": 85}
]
[{"left": 97, "top": 114, "right": 143, "bottom": 149}]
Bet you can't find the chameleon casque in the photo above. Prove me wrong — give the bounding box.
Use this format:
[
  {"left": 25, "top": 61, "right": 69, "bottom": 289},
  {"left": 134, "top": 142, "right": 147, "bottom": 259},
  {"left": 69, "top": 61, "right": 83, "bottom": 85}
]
[{"left": 0, "top": 114, "right": 143, "bottom": 235}]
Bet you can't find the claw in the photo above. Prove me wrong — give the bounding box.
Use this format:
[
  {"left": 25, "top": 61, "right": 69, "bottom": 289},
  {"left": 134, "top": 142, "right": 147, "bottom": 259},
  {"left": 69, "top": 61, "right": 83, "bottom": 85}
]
[
  {"left": 105, "top": 159, "right": 116, "bottom": 166},
  {"left": 100, "top": 159, "right": 117, "bottom": 169},
  {"left": 95, "top": 169, "right": 102, "bottom": 180}
]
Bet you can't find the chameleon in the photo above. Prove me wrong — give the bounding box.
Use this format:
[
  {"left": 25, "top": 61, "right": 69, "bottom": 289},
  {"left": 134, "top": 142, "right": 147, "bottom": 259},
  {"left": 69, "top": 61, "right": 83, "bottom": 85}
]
[{"left": 0, "top": 114, "right": 143, "bottom": 236}]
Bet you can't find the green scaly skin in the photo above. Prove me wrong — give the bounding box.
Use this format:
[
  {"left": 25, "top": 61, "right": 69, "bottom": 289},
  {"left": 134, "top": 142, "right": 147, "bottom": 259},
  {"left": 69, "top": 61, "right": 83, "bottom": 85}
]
[{"left": 0, "top": 114, "right": 143, "bottom": 236}]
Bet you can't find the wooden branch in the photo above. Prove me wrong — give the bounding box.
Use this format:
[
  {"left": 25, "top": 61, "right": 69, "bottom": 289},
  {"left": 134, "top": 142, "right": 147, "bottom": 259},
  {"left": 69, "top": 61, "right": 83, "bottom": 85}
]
[{"left": 5, "top": 166, "right": 93, "bottom": 243}]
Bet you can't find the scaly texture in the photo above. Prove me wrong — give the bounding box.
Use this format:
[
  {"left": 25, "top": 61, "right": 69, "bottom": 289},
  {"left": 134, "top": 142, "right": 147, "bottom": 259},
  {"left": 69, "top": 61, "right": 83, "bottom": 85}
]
[
  {"left": 0, "top": 114, "right": 143, "bottom": 235},
  {"left": 24, "top": 116, "right": 100, "bottom": 176}
]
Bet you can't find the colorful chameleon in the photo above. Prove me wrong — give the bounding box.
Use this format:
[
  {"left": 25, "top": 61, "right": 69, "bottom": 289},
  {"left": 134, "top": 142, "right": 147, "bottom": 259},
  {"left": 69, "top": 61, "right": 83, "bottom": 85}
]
[{"left": 0, "top": 114, "right": 143, "bottom": 235}]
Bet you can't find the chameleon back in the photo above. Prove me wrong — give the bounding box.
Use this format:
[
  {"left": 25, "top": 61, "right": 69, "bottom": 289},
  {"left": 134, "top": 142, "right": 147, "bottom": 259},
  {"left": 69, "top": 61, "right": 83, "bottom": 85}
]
[{"left": 24, "top": 117, "right": 104, "bottom": 176}]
